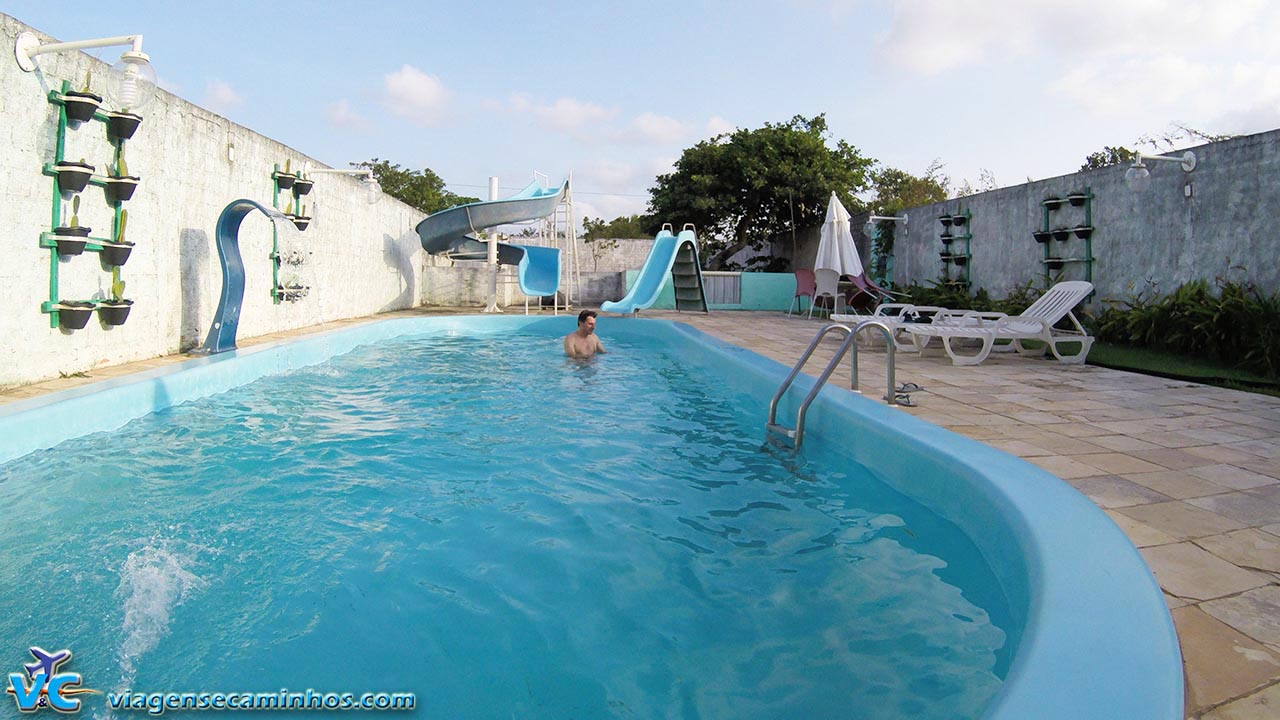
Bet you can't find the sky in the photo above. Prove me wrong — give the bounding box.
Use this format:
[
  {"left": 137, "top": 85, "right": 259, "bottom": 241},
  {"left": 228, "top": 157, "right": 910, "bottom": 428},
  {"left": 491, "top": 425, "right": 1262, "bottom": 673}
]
[{"left": 7, "top": 1, "right": 1279, "bottom": 224}]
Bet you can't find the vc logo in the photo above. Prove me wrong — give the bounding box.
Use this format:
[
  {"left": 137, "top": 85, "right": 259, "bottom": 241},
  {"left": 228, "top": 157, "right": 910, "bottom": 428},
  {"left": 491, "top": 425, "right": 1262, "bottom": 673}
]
[{"left": 6, "top": 647, "right": 98, "bottom": 713}]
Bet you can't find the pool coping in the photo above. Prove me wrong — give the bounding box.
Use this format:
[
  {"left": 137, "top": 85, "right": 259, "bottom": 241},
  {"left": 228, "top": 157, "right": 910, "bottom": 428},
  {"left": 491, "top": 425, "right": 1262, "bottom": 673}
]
[{"left": 0, "top": 314, "right": 1184, "bottom": 719}]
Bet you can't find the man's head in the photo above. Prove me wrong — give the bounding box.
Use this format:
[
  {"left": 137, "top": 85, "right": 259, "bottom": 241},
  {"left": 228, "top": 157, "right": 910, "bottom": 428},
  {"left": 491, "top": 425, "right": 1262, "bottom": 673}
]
[{"left": 578, "top": 309, "right": 598, "bottom": 334}]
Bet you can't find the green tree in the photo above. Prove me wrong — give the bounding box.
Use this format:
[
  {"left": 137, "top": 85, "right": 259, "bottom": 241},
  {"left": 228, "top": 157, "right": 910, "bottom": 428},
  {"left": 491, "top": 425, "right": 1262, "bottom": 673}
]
[
  {"left": 353, "top": 159, "right": 478, "bottom": 214},
  {"left": 647, "top": 114, "right": 873, "bottom": 270},
  {"left": 1081, "top": 146, "right": 1137, "bottom": 171},
  {"left": 582, "top": 214, "right": 651, "bottom": 240},
  {"left": 865, "top": 163, "right": 948, "bottom": 283}
]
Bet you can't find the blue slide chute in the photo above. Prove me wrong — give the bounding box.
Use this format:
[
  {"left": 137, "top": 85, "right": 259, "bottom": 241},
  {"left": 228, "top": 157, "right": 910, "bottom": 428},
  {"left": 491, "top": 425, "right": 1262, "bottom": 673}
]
[
  {"left": 601, "top": 227, "right": 708, "bottom": 314},
  {"left": 414, "top": 180, "right": 566, "bottom": 297}
]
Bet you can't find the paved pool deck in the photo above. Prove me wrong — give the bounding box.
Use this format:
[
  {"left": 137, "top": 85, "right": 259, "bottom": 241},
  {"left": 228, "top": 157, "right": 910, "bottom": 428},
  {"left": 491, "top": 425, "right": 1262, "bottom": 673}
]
[{"left": 3, "top": 307, "right": 1278, "bottom": 718}]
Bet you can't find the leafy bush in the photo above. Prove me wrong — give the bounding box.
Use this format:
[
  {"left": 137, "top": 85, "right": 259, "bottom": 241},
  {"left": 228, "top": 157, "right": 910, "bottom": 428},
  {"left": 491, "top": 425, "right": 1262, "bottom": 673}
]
[{"left": 1094, "top": 278, "right": 1280, "bottom": 378}]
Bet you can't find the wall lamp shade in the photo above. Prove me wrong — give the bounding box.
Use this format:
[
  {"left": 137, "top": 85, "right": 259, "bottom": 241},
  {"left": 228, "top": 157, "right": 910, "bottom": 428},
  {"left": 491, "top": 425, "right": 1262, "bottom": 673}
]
[
  {"left": 15, "top": 32, "right": 157, "bottom": 111},
  {"left": 1125, "top": 151, "right": 1196, "bottom": 193},
  {"left": 864, "top": 214, "right": 907, "bottom": 235},
  {"left": 303, "top": 163, "right": 383, "bottom": 204}
]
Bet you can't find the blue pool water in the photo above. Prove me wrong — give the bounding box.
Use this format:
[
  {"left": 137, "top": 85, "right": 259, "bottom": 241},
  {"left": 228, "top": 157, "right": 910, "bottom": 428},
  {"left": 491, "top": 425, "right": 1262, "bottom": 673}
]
[{"left": 0, "top": 329, "right": 1010, "bottom": 718}]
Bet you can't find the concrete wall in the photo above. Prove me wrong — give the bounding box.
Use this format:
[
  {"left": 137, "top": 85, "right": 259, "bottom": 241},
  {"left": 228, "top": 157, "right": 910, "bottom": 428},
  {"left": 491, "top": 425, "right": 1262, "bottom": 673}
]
[{"left": 886, "top": 129, "right": 1280, "bottom": 307}]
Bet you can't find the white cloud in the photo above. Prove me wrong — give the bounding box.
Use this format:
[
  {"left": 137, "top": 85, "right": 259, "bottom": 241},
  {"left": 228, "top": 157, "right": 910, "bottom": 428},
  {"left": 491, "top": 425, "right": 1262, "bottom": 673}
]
[
  {"left": 383, "top": 64, "right": 448, "bottom": 125},
  {"left": 626, "top": 112, "right": 688, "bottom": 144},
  {"left": 506, "top": 93, "right": 616, "bottom": 135},
  {"left": 705, "top": 116, "right": 735, "bottom": 138},
  {"left": 202, "top": 80, "right": 242, "bottom": 114},
  {"left": 326, "top": 99, "right": 371, "bottom": 131}
]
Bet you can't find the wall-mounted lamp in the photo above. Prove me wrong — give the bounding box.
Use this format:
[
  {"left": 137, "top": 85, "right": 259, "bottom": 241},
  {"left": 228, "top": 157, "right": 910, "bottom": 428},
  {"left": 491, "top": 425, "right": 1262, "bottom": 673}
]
[
  {"left": 14, "top": 32, "right": 157, "bottom": 111},
  {"left": 864, "top": 214, "right": 907, "bottom": 235},
  {"left": 1124, "top": 151, "right": 1196, "bottom": 193},
  {"left": 301, "top": 163, "right": 382, "bottom": 204}
]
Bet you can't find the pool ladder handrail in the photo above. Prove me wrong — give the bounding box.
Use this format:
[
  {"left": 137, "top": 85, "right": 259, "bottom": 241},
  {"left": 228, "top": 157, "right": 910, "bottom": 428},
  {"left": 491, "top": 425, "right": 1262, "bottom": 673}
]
[{"left": 766, "top": 320, "right": 896, "bottom": 449}]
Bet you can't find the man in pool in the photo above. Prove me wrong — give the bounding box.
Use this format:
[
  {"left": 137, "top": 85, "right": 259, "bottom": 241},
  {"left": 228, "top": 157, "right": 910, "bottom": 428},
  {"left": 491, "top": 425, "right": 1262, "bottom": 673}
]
[{"left": 564, "top": 309, "right": 607, "bottom": 357}]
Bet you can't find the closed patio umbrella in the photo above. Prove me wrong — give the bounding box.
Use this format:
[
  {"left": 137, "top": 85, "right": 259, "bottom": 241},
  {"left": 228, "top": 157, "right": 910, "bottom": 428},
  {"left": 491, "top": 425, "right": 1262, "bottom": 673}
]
[{"left": 815, "top": 192, "right": 864, "bottom": 278}]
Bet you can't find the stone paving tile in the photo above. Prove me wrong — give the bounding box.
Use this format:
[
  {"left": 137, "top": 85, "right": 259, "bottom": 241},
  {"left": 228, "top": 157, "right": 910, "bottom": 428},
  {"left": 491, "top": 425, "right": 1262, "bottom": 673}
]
[
  {"left": 1263, "top": 524, "right": 1280, "bottom": 538},
  {"left": 1194, "top": 530, "right": 1280, "bottom": 574},
  {"left": 1132, "top": 431, "right": 1217, "bottom": 449},
  {"left": 1200, "top": 681, "right": 1280, "bottom": 720},
  {"left": 1247, "top": 485, "right": 1280, "bottom": 507},
  {"left": 1085, "top": 434, "right": 1165, "bottom": 452},
  {"left": 1189, "top": 465, "right": 1280, "bottom": 491},
  {"left": 1073, "top": 452, "right": 1169, "bottom": 475},
  {"left": 1067, "top": 475, "right": 1173, "bottom": 509},
  {"left": 1019, "top": 435, "right": 1112, "bottom": 455},
  {"left": 1119, "top": 501, "right": 1248, "bottom": 540},
  {"left": 1188, "top": 494, "right": 1280, "bottom": 528},
  {"left": 1105, "top": 509, "right": 1178, "bottom": 548},
  {"left": 1188, "top": 444, "right": 1279, "bottom": 465},
  {"left": 1124, "top": 470, "right": 1233, "bottom": 500},
  {"left": 1130, "top": 448, "right": 1219, "bottom": 471},
  {"left": 1172, "top": 605, "right": 1280, "bottom": 716},
  {"left": 983, "top": 439, "right": 1054, "bottom": 458},
  {"left": 1200, "top": 587, "right": 1280, "bottom": 651},
  {"left": 1024, "top": 454, "right": 1104, "bottom": 480},
  {"left": 1141, "top": 543, "right": 1272, "bottom": 601}
]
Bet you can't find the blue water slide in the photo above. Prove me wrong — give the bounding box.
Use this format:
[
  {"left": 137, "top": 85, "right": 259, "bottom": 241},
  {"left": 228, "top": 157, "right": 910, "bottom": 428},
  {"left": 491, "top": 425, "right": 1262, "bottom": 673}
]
[
  {"left": 415, "top": 180, "right": 566, "bottom": 297},
  {"left": 601, "top": 228, "right": 708, "bottom": 314}
]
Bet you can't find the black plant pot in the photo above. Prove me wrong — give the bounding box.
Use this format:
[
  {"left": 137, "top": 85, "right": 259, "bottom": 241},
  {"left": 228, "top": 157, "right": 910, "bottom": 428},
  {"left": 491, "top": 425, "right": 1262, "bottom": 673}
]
[
  {"left": 1033, "top": 230, "right": 1052, "bottom": 243},
  {"left": 1043, "top": 197, "right": 1063, "bottom": 210},
  {"left": 57, "top": 301, "right": 95, "bottom": 330},
  {"left": 106, "top": 111, "right": 142, "bottom": 141},
  {"left": 104, "top": 176, "right": 140, "bottom": 203},
  {"left": 98, "top": 300, "right": 133, "bottom": 326},
  {"left": 938, "top": 215, "right": 952, "bottom": 228},
  {"left": 1067, "top": 193, "right": 1088, "bottom": 207},
  {"left": 99, "top": 241, "right": 135, "bottom": 266},
  {"left": 61, "top": 90, "right": 102, "bottom": 123},
  {"left": 55, "top": 161, "right": 94, "bottom": 193},
  {"left": 290, "top": 215, "right": 311, "bottom": 232},
  {"left": 941, "top": 235, "right": 954, "bottom": 245},
  {"left": 293, "top": 178, "right": 314, "bottom": 196},
  {"left": 1052, "top": 229, "right": 1071, "bottom": 242},
  {"left": 952, "top": 214, "right": 967, "bottom": 226},
  {"left": 274, "top": 172, "right": 297, "bottom": 190},
  {"left": 53, "top": 226, "right": 91, "bottom": 255},
  {"left": 953, "top": 255, "right": 969, "bottom": 266},
  {"left": 1046, "top": 259, "right": 1065, "bottom": 271},
  {"left": 1073, "top": 226, "right": 1094, "bottom": 240}
]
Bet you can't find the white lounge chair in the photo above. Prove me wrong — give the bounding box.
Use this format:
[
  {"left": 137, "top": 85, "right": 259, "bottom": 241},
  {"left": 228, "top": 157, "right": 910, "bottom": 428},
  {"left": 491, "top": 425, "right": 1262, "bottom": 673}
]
[
  {"left": 902, "top": 280, "right": 1095, "bottom": 366},
  {"left": 831, "top": 303, "right": 952, "bottom": 351}
]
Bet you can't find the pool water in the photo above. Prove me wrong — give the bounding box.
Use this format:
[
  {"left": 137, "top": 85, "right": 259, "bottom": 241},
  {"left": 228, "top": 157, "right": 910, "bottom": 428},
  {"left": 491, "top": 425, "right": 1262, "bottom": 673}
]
[{"left": 0, "top": 331, "right": 1008, "bottom": 719}]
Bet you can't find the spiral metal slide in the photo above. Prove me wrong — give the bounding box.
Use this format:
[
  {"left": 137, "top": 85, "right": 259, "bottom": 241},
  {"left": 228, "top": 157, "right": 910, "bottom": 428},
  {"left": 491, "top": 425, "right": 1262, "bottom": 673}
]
[
  {"left": 601, "top": 227, "right": 708, "bottom": 314},
  {"left": 414, "top": 180, "right": 567, "bottom": 297}
]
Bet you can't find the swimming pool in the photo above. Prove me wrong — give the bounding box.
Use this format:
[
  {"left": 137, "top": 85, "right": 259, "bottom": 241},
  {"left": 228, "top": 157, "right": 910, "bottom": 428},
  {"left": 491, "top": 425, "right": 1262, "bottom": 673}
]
[{"left": 0, "top": 316, "right": 1181, "bottom": 719}]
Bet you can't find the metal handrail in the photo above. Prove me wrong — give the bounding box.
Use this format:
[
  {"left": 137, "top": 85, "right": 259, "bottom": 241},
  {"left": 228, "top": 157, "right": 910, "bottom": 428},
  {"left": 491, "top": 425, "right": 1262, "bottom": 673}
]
[{"left": 766, "top": 320, "right": 897, "bottom": 449}]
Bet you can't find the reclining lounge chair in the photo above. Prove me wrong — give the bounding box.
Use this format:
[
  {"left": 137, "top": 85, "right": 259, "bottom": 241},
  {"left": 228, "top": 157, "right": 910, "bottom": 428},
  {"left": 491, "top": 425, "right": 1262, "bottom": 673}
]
[{"left": 901, "top": 280, "right": 1096, "bottom": 366}]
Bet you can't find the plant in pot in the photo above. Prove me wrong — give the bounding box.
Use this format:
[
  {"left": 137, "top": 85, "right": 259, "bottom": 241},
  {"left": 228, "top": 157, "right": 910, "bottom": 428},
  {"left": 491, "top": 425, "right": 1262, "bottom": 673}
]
[
  {"left": 1067, "top": 191, "right": 1088, "bottom": 207},
  {"left": 940, "top": 233, "right": 954, "bottom": 246},
  {"left": 1033, "top": 229, "right": 1052, "bottom": 243},
  {"left": 288, "top": 201, "right": 311, "bottom": 231},
  {"left": 99, "top": 208, "right": 135, "bottom": 266},
  {"left": 53, "top": 195, "right": 91, "bottom": 255},
  {"left": 953, "top": 254, "right": 969, "bottom": 266},
  {"left": 951, "top": 213, "right": 967, "bottom": 226},
  {"left": 274, "top": 159, "right": 297, "bottom": 190},
  {"left": 56, "top": 300, "right": 96, "bottom": 330},
  {"left": 103, "top": 152, "right": 140, "bottom": 203},
  {"left": 1042, "top": 195, "right": 1063, "bottom": 210},
  {"left": 105, "top": 108, "right": 142, "bottom": 142},
  {"left": 61, "top": 70, "right": 103, "bottom": 124},
  {"left": 1046, "top": 257, "right": 1066, "bottom": 271},
  {"left": 97, "top": 268, "right": 133, "bottom": 326},
  {"left": 1052, "top": 227, "right": 1071, "bottom": 242},
  {"left": 54, "top": 157, "right": 94, "bottom": 194},
  {"left": 938, "top": 215, "right": 952, "bottom": 228},
  {"left": 1073, "top": 225, "right": 1094, "bottom": 240},
  {"left": 293, "top": 168, "right": 314, "bottom": 196}
]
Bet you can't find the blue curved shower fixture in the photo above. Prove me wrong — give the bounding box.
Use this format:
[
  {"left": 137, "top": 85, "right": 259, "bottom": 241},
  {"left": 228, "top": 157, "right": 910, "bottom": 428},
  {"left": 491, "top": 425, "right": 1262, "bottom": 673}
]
[{"left": 193, "top": 198, "right": 287, "bottom": 355}]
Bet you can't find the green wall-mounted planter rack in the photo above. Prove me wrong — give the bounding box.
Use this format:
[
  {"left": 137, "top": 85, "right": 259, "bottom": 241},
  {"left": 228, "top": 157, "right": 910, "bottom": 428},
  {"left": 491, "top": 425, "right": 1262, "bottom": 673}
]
[
  {"left": 938, "top": 208, "right": 972, "bottom": 289},
  {"left": 269, "top": 162, "right": 312, "bottom": 304},
  {"left": 1038, "top": 188, "right": 1094, "bottom": 288},
  {"left": 39, "top": 80, "right": 137, "bottom": 330}
]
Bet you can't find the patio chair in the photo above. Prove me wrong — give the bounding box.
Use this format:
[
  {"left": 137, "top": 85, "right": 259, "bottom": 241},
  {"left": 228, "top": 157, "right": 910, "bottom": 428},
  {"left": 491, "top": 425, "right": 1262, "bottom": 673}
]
[
  {"left": 788, "top": 269, "right": 816, "bottom": 317},
  {"left": 832, "top": 303, "right": 952, "bottom": 351},
  {"left": 901, "top": 280, "right": 1095, "bottom": 366},
  {"left": 809, "top": 269, "right": 847, "bottom": 319}
]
